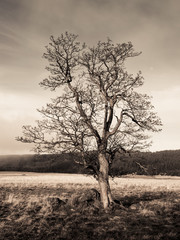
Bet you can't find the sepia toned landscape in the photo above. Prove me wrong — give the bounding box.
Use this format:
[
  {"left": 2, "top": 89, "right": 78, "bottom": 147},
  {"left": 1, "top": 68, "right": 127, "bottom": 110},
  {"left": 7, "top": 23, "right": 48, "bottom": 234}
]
[
  {"left": 0, "top": 172, "right": 179, "bottom": 240},
  {"left": 1, "top": 1, "right": 180, "bottom": 239}
]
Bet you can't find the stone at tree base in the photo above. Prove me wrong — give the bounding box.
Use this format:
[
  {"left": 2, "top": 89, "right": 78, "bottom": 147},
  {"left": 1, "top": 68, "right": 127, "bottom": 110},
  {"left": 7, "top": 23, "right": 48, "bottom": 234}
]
[
  {"left": 68, "top": 189, "right": 101, "bottom": 208},
  {"left": 47, "top": 197, "right": 66, "bottom": 210}
]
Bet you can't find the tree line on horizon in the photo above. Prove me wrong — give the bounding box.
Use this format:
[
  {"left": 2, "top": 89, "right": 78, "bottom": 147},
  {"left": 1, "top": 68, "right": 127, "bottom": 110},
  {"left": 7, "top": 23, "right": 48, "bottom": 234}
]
[{"left": 0, "top": 149, "right": 179, "bottom": 176}]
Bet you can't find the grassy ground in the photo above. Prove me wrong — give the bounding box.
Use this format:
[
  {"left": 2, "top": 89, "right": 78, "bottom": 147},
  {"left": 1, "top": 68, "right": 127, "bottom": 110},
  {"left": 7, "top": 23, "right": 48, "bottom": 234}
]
[{"left": 0, "top": 172, "right": 179, "bottom": 240}]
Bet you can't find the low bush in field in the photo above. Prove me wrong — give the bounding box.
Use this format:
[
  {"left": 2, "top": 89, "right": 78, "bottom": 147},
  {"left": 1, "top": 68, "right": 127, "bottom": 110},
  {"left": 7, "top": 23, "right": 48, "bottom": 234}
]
[{"left": 0, "top": 174, "right": 180, "bottom": 240}]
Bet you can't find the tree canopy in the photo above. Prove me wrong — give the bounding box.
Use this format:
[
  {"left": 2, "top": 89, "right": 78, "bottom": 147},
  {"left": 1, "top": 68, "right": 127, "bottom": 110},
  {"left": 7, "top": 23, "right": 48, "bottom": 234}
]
[
  {"left": 18, "top": 33, "right": 161, "bottom": 155},
  {"left": 17, "top": 32, "right": 162, "bottom": 208}
]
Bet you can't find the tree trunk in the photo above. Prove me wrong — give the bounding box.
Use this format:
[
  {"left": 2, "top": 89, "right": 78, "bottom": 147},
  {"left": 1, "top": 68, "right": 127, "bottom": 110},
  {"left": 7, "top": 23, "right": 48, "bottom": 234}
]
[
  {"left": 98, "top": 152, "right": 113, "bottom": 209},
  {"left": 107, "top": 179, "right": 114, "bottom": 204}
]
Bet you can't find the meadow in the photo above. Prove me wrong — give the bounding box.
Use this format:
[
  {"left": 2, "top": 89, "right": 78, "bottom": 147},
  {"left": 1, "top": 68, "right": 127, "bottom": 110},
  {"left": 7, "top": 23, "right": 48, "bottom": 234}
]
[{"left": 0, "top": 172, "right": 179, "bottom": 240}]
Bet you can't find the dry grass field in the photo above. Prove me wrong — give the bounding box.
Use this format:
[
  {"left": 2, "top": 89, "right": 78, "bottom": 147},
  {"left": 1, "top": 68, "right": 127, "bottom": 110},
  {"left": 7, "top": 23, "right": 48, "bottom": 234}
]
[{"left": 0, "top": 172, "right": 179, "bottom": 240}]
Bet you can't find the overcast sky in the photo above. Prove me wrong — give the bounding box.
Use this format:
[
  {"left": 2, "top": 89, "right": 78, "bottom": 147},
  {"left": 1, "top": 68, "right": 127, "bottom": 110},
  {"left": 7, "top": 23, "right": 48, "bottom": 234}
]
[{"left": 0, "top": 0, "right": 180, "bottom": 154}]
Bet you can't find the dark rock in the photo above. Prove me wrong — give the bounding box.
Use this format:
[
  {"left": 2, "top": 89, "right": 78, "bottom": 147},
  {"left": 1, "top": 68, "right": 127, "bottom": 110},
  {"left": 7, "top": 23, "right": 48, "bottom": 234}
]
[
  {"left": 114, "top": 199, "right": 121, "bottom": 205},
  {"left": 69, "top": 188, "right": 101, "bottom": 207},
  {"left": 90, "top": 188, "right": 101, "bottom": 201},
  {"left": 47, "top": 197, "right": 66, "bottom": 210}
]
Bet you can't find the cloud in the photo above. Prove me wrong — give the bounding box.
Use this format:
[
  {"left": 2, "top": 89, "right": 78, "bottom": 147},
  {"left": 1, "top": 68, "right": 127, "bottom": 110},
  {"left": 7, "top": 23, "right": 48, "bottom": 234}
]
[
  {"left": 152, "top": 87, "right": 180, "bottom": 119},
  {"left": 1, "top": 0, "right": 180, "bottom": 153},
  {"left": 0, "top": 90, "right": 52, "bottom": 154},
  {"left": 150, "top": 87, "right": 180, "bottom": 151},
  {"left": 0, "top": 117, "right": 33, "bottom": 155}
]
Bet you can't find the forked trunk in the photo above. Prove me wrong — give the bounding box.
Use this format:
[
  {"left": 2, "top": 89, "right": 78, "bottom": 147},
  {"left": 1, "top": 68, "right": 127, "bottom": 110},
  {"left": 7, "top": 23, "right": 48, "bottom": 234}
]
[{"left": 98, "top": 152, "right": 113, "bottom": 209}]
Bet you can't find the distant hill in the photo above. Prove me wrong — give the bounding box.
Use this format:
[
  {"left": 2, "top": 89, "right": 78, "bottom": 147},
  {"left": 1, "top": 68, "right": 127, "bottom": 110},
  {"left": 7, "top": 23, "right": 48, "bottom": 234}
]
[
  {"left": 0, "top": 150, "right": 180, "bottom": 176},
  {"left": 0, "top": 153, "right": 84, "bottom": 173},
  {"left": 111, "top": 150, "right": 180, "bottom": 176}
]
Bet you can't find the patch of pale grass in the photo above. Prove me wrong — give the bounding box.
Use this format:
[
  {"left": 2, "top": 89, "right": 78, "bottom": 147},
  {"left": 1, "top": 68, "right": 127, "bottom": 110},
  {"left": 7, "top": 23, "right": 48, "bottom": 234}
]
[
  {"left": 148, "top": 198, "right": 176, "bottom": 209},
  {"left": 0, "top": 172, "right": 180, "bottom": 195},
  {"left": 110, "top": 176, "right": 180, "bottom": 192},
  {"left": 139, "top": 208, "right": 156, "bottom": 217},
  {"left": 0, "top": 172, "right": 97, "bottom": 188},
  {"left": 5, "top": 193, "right": 22, "bottom": 206},
  {"left": 2, "top": 192, "right": 56, "bottom": 224}
]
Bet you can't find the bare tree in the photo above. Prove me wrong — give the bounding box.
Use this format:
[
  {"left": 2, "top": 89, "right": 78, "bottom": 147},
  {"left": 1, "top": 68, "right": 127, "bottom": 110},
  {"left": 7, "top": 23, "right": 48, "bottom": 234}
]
[{"left": 17, "top": 32, "right": 162, "bottom": 209}]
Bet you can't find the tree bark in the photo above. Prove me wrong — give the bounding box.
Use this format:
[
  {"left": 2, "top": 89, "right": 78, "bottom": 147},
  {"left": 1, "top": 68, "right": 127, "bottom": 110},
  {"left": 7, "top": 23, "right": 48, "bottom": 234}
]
[
  {"left": 107, "top": 179, "right": 114, "bottom": 204},
  {"left": 98, "top": 152, "right": 113, "bottom": 209}
]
